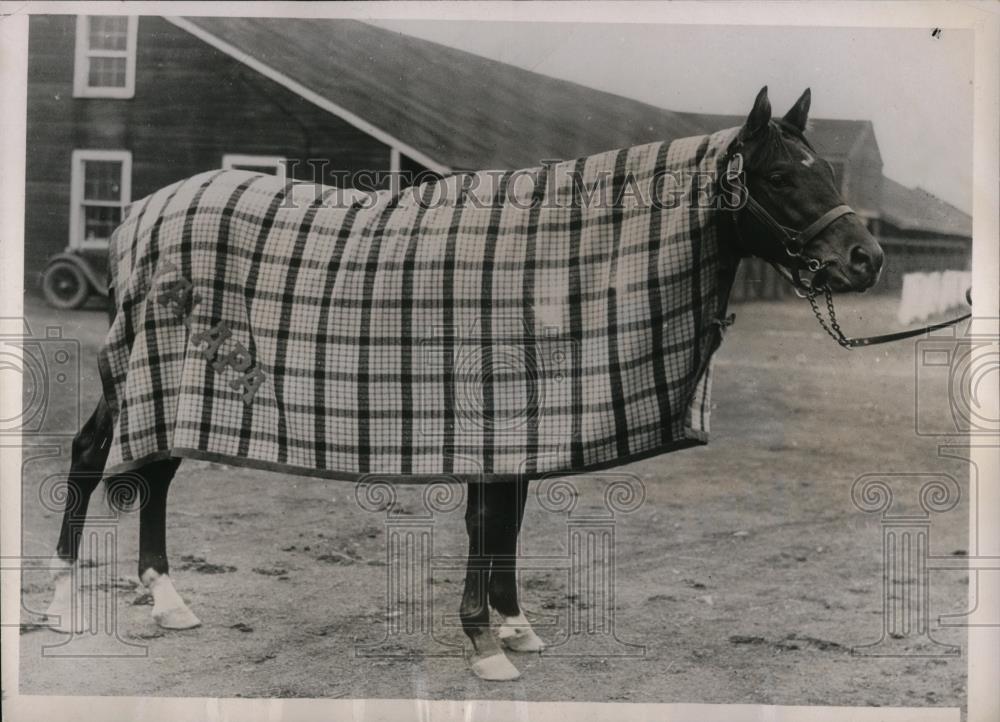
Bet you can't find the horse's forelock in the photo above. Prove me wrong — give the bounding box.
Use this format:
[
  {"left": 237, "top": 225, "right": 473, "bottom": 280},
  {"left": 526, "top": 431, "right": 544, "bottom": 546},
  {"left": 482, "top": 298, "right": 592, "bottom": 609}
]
[
  {"left": 747, "top": 120, "right": 814, "bottom": 167},
  {"left": 773, "top": 119, "right": 817, "bottom": 154}
]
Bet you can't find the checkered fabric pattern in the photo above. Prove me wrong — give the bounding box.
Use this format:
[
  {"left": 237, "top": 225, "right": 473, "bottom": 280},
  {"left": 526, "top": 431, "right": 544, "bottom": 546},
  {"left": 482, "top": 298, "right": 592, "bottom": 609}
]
[{"left": 99, "top": 127, "right": 741, "bottom": 481}]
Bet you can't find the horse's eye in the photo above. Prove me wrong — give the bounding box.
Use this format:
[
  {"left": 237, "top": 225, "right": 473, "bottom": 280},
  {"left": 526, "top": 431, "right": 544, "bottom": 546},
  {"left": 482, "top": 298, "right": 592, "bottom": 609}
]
[{"left": 767, "top": 173, "right": 788, "bottom": 187}]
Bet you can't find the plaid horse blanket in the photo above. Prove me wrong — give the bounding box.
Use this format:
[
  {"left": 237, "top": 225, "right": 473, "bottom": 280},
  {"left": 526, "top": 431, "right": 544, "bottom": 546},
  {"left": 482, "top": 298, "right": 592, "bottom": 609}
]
[{"left": 100, "top": 127, "right": 741, "bottom": 481}]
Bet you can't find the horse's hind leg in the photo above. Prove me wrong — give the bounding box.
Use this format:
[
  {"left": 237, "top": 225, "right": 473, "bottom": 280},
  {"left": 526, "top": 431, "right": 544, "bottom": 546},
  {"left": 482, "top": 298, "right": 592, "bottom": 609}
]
[
  {"left": 46, "top": 397, "right": 114, "bottom": 632},
  {"left": 460, "top": 482, "right": 520, "bottom": 681},
  {"left": 130, "top": 457, "right": 199, "bottom": 629},
  {"left": 488, "top": 480, "right": 545, "bottom": 653}
]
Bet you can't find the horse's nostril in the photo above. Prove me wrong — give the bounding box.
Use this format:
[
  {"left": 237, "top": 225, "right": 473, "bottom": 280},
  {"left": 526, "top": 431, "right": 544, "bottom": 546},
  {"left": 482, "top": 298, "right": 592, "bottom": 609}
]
[{"left": 849, "top": 245, "right": 881, "bottom": 274}]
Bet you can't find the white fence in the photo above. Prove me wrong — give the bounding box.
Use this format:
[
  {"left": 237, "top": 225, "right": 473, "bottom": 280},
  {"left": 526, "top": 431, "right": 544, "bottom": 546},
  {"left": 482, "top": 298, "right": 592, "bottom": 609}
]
[{"left": 897, "top": 270, "right": 972, "bottom": 325}]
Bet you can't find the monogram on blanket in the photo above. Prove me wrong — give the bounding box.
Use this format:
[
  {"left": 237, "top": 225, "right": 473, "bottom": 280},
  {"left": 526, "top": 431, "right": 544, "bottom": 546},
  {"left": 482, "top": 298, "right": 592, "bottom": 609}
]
[{"left": 99, "top": 128, "right": 741, "bottom": 481}]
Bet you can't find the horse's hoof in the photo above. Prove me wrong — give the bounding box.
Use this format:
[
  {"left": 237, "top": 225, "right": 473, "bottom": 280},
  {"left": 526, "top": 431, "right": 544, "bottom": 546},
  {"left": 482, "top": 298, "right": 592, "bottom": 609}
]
[
  {"left": 499, "top": 626, "right": 546, "bottom": 652},
  {"left": 469, "top": 652, "right": 521, "bottom": 681},
  {"left": 153, "top": 605, "right": 201, "bottom": 629}
]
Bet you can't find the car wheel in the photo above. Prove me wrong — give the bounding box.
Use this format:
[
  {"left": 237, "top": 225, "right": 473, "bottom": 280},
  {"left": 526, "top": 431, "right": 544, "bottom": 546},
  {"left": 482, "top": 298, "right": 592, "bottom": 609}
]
[{"left": 41, "top": 261, "right": 91, "bottom": 309}]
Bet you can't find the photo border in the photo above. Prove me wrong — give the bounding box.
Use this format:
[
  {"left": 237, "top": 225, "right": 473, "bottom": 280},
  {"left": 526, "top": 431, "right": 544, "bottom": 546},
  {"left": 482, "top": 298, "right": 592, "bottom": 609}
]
[{"left": 1, "top": 2, "right": 996, "bottom": 721}]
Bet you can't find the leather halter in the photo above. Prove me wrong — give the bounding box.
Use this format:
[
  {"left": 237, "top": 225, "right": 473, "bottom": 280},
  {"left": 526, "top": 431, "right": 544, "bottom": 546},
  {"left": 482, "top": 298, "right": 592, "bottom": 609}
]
[
  {"left": 721, "top": 143, "right": 972, "bottom": 349},
  {"left": 723, "top": 150, "right": 854, "bottom": 293}
]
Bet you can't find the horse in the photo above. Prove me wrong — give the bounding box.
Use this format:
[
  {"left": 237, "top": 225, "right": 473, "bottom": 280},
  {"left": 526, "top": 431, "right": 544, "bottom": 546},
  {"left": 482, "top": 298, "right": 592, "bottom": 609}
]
[{"left": 44, "top": 87, "right": 883, "bottom": 681}]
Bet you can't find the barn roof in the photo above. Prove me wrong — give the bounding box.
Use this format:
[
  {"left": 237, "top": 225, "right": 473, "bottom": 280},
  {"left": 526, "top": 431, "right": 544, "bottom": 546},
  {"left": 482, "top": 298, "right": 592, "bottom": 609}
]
[
  {"left": 174, "top": 16, "right": 881, "bottom": 171},
  {"left": 879, "top": 176, "right": 972, "bottom": 238},
  {"left": 173, "top": 16, "right": 705, "bottom": 172},
  {"left": 171, "top": 17, "right": 961, "bottom": 238}
]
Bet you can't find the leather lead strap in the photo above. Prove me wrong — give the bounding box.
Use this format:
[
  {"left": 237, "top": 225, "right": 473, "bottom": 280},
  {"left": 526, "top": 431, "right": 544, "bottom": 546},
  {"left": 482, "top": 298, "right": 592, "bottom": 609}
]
[
  {"left": 810, "top": 286, "right": 973, "bottom": 350},
  {"left": 843, "top": 313, "right": 973, "bottom": 347}
]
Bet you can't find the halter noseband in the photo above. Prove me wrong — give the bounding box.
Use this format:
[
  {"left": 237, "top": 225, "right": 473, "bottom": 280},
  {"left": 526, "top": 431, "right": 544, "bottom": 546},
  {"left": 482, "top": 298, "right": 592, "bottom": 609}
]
[{"left": 723, "top": 149, "right": 855, "bottom": 294}]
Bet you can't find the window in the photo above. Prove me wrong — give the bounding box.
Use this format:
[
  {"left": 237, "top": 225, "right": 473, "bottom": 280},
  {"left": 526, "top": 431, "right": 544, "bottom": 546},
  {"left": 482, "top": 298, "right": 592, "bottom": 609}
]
[
  {"left": 222, "top": 154, "right": 287, "bottom": 180},
  {"left": 73, "top": 15, "right": 138, "bottom": 98},
  {"left": 69, "top": 150, "right": 132, "bottom": 250}
]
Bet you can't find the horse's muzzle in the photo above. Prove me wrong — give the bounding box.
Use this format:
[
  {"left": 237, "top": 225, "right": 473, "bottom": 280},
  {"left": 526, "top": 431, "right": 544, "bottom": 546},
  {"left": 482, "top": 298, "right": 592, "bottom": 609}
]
[
  {"left": 848, "top": 242, "right": 884, "bottom": 287},
  {"left": 814, "top": 245, "right": 883, "bottom": 292}
]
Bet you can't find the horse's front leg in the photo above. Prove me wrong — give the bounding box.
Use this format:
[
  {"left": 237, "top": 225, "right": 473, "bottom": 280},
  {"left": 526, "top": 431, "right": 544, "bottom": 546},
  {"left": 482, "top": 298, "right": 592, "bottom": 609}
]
[
  {"left": 134, "top": 458, "right": 200, "bottom": 629},
  {"left": 46, "top": 397, "right": 114, "bottom": 632},
  {"left": 488, "top": 479, "right": 545, "bottom": 652},
  {"left": 460, "top": 482, "right": 520, "bottom": 681}
]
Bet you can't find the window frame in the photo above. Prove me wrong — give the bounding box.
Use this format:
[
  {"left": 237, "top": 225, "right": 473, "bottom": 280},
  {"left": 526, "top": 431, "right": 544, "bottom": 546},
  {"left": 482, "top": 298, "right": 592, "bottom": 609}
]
[
  {"left": 222, "top": 154, "right": 288, "bottom": 181},
  {"left": 73, "top": 15, "right": 138, "bottom": 99},
  {"left": 69, "top": 149, "right": 132, "bottom": 251}
]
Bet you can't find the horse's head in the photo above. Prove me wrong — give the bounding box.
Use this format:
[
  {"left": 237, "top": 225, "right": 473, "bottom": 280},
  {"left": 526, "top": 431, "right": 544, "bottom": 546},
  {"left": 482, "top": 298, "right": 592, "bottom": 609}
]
[{"left": 728, "top": 87, "right": 884, "bottom": 292}]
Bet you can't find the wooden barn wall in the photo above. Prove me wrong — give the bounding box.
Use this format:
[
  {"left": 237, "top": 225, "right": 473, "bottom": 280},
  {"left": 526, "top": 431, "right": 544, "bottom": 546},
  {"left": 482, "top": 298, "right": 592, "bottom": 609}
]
[
  {"left": 727, "top": 259, "right": 792, "bottom": 303},
  {"left": 25, "top": 15, "right": 393, "bottom": 278},
  {"left": 875, "top": 234, "right": 972, "bottom": 293}
]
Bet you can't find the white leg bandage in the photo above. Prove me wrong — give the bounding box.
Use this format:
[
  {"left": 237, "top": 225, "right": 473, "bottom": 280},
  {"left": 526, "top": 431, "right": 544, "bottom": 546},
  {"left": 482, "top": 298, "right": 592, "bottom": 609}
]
[
  {"left": 497, "top": 612, "right": 546, "bottom": 652},
  {"left": 142, "top": 569, "right": 201, "bottom": 629},
  {"left": 45, "top": 557, "right": 88, "bottom": 634}
]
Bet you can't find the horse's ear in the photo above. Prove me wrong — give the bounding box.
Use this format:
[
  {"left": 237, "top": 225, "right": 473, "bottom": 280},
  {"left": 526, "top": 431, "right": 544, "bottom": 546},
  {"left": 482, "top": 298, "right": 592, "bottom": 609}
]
[
  {"left": 783, "top": 88, "right": 811, "bottom": 133},
  {"left": 741, "top": 86, "right": 771, "bottom": 140}
]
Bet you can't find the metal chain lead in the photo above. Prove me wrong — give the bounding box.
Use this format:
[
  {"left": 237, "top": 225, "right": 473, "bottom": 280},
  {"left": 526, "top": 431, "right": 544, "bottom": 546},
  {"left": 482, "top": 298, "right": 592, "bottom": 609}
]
[
  {"left": 824, "top": 288, "right": 848, "bottom": 343},
  {"left": 807, "top": 288, "right": 852, "bottom": 348}
]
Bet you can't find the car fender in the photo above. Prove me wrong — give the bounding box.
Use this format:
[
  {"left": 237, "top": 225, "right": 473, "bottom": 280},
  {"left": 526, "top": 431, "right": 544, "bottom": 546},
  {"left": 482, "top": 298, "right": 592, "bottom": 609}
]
[{"left": 45, "top": 252, "right": 109, "bottom": 296}]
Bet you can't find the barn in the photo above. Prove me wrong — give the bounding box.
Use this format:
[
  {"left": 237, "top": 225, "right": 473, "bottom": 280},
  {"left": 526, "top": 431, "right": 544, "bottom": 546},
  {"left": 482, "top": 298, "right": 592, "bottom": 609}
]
[
  {"left": 25, "top": 14, "right": 971, "bottom": 302},
  {"left": 875, "top": 176, "right": 974, "bottom": 292}
]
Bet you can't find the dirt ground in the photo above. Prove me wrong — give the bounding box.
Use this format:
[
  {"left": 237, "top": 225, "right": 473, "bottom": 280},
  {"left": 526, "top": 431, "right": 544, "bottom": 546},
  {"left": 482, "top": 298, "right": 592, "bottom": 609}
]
[{"left": 16, "top": 290, "right": 969, "bottom": 710}]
